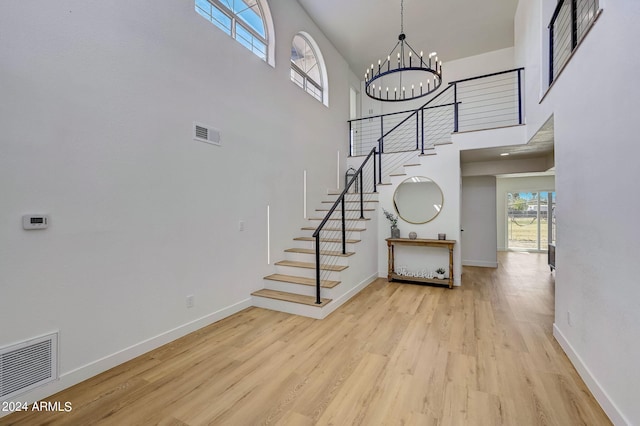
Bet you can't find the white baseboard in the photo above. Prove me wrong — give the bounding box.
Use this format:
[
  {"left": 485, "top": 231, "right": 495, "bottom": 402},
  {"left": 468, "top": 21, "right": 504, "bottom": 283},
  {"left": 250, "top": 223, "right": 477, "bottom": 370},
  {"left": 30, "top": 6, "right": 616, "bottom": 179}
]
[
  {"left": 553, "top": 324, "right": 629, "bottom": 426},
  {"left": 462, "top": 259, "right": 498, "bottom": 268},
  {"left": 0, "top": 298, "right": 252, "bottom": 417}
]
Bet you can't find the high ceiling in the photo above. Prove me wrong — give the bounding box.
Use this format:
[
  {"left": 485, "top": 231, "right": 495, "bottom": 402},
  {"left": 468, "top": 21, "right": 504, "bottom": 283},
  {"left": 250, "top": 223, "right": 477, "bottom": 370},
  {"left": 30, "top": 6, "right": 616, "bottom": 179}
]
[{"left": 296, "top": 0, "right": 520, "bottom": 77}]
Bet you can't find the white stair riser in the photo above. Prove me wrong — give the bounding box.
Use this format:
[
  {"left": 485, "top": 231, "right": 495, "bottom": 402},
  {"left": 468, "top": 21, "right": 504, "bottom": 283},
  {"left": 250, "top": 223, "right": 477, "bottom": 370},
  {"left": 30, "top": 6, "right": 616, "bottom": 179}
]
[
  {"left": 262, "top": 279, "right": 342, "bottom": 300},
  {"left": 251, "top": 296, "right": 323, "bottom": 319},
  {"left": 299, "top": 229, "right": 364, "bottom": 240},
  {"left": 326, "top": 192, "right": 378, "bottom": 198},
  {"left": 263, "top": 280, "right": 319, "bottom": 297},
  {"left": 307, "top": 217, "right": 371, "bottom": 223},
  {"left": 293, "top": 240, "right": 359, "bottom": 252},
  {"left": 284, "top": 251, "right": 351, "bottom": 266},
  {"left": 274, "top": 265, "right": 343, "bottom": 281}
]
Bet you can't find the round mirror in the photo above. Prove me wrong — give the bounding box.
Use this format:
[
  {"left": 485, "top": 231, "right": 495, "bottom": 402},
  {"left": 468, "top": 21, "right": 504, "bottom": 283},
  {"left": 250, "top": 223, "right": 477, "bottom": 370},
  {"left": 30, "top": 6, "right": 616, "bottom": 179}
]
[{"left": 393, "top": 176, "right": 444, "bottom": 224}]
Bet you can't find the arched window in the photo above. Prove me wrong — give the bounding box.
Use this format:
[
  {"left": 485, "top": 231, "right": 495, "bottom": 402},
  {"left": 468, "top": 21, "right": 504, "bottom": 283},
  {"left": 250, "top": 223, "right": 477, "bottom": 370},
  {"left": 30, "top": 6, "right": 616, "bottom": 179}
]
[
  {"left": 195, "top": 0, "right": 275, "bottom": 66},
  {"left": 290, "top": 33, "right": 328, "bottom": 106}
]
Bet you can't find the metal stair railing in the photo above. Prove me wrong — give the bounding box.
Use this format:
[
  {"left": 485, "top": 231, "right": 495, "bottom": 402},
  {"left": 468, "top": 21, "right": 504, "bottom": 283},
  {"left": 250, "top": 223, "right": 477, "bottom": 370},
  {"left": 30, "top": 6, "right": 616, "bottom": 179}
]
[
  {"left": 349, "top": 67, "right": 526, "bottom": 184},
  {"left": 312, "top": 147, "right": 377, "bottom": 304}
]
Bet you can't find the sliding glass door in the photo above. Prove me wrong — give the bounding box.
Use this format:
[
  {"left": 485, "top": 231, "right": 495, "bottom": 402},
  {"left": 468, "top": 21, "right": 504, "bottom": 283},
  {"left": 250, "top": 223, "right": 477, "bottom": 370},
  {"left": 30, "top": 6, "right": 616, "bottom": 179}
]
[{"left": 507, "top": 191, "right": 555, "bottom": 251}]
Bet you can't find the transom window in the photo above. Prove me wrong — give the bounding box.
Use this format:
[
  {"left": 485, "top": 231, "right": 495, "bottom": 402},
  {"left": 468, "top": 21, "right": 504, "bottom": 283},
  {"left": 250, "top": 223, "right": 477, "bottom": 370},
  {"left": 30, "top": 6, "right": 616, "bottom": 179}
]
[
  {"left": 290, "top": 33, "right": 327, "bottom": 105},
  {"left": 196, "top": 0, "right": 270, "bottom": 62}
]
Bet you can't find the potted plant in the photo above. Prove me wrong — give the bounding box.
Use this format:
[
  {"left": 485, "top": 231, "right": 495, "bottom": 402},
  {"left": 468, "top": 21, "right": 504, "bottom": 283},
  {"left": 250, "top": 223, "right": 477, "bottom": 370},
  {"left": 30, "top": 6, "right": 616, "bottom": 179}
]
[
  {"left": 383, "top": 208, "right": 400, "bottom": 238},
  {"left": 435, "top": 267, "right": 446, "bottom": 280}
]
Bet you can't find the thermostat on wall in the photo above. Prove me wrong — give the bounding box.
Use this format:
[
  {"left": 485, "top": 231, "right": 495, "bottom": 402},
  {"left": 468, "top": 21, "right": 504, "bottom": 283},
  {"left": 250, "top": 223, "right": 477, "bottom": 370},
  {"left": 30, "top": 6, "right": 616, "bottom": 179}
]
[{"left": 23, "top": 214, "right": 49, "bottom": 230}]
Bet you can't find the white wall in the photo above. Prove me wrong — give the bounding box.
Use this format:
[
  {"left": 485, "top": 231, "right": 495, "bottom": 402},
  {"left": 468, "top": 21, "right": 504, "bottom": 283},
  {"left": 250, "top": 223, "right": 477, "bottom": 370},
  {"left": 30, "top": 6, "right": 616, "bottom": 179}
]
[
  {"left": 373, "top": 146, "right": 462, "bottom": 285},
  {"left": 496, "top": 175, "right": 555, "bottom": 251},
  {"left": 461, "top": 176, "right": 497, "bottom": 267},
  {"left": 0, "top": 0, "right": 356, "bottom": 405},
  {"left": 515, "top": 1, "right": 640, "bottom": 424}
]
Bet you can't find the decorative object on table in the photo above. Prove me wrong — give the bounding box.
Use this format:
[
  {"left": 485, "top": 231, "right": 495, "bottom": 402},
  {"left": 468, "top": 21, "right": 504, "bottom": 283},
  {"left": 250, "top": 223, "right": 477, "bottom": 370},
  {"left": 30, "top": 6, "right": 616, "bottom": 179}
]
[
  {"left": 409, "top": 231, "right": 417, "bottom": 240},
  {"left": 435, "top": 267, "right": 446, "bottom": 280},
  {"left": 383, "top": 208, "right": 400, "bottom": 238},
  {"left": 438, "top": 233, "right": 446, "bottom": 240}
]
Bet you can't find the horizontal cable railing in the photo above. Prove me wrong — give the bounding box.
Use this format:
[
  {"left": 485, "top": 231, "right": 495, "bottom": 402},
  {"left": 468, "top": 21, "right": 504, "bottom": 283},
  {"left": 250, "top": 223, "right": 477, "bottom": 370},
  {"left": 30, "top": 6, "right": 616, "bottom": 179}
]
[
  {"left": 549, "top": 0, "right": 600, "bottom": 85},
  {"left": 312, "top": 147, "right": 377, "bottom": 304},
  {"left": 349, "top": 67, "right": 525, "bottom": 174},
  {"left": 451, "top": 68, "right": 523, "bottom": 132}
]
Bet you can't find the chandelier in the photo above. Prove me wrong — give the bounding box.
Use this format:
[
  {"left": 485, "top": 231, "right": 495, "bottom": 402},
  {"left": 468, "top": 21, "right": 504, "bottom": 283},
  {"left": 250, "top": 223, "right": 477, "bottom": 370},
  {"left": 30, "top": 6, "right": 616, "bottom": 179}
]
[{"left": 365, "top": 0, "right": 442, "bottom": 102}]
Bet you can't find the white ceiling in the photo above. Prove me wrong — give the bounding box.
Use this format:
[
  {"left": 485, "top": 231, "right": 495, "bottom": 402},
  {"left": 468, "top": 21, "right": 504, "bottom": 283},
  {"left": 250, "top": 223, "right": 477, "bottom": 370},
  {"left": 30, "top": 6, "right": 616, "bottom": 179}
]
[{"left": 296, "top": 0, "right": 520, "bottom": 77}]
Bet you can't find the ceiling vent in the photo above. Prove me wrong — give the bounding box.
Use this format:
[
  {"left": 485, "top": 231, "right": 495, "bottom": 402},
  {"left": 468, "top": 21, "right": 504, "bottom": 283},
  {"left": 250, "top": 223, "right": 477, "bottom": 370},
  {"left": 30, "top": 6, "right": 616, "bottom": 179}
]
[
  {"left": 1, "top": 332, "right": 58, "bottom": 400},
  {"left": 193, "top": 122, "right": 221, "bottom": 146}
]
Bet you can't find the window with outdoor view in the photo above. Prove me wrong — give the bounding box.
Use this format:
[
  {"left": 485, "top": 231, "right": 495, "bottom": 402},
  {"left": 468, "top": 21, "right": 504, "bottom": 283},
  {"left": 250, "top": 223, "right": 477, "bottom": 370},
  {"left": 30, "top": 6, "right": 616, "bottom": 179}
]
[
  {"left": 195, "top": 0, "right": 273, "bottom": 65},
  {"left": 291, "top": 33, "right": 328, "bottom": 106}
]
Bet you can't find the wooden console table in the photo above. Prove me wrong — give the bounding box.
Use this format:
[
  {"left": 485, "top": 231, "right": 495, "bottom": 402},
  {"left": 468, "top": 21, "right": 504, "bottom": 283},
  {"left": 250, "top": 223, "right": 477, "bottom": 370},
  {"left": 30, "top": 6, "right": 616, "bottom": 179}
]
[{"left": 386, "top": 238, "right": 455, "bottom": 289}]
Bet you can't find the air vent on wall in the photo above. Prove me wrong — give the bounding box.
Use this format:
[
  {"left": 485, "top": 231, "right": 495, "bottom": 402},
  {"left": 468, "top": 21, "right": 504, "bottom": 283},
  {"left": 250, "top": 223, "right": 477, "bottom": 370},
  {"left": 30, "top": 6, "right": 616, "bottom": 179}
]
[
  {"left": 0, "top": 332, "right": 58, "bottom": 400},
  {"left": 193, "top": 122, "right": 221, "bottom": 146}
]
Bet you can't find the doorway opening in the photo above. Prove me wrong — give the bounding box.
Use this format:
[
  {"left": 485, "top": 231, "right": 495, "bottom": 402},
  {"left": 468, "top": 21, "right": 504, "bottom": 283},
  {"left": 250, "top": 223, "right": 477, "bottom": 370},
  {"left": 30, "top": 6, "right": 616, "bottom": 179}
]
[{"left": 507, "top": 191, "right": 556, "bottom": 251}]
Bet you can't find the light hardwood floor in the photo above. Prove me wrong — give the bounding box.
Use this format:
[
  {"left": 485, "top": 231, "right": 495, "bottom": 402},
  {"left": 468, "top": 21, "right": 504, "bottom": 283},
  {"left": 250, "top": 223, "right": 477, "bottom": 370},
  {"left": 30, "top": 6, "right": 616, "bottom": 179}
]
[{"left": 4, "top": 252, "right": 611, "bottom": 425}]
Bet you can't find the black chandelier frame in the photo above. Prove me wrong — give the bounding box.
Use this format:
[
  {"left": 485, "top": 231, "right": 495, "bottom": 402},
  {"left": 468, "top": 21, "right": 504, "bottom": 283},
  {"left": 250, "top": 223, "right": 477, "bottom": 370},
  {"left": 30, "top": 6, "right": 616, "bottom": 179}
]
[{"left": 364, "top": 0, "right": 442, "bottom": 102}]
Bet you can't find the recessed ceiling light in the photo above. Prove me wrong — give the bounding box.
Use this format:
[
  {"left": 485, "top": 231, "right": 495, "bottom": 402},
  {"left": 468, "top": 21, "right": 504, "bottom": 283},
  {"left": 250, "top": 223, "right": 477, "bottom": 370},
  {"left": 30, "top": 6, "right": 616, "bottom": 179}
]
[{"left": 500, "top": 153, "right": 510, "bottom": 156}]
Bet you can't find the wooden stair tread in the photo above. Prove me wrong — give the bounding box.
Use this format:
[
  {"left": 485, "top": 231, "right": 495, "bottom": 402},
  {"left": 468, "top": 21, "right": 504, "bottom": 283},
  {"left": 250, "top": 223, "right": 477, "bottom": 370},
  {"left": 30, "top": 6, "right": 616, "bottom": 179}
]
[
  {"left": 404, "top": 163, "right": 421, "bottom": 167},
  {"left": 264, "top": 274, "right": 340, "bottom": 288},
  {"left": 307, "top": 217, "right": 370, "bottom": 221},
  {"left": 294, "top": 237, "right": 361, "bottom": 244},
  {"left": 301, "top": 226, "right": 366, "bottom": 232},
  {"left": 390, "top": 173, "right": 407, "bottom": 177},
  {"left": 275, "top": 260, "right": 348, "bottom": 272},
  {"left": 285, "top": 248, "right": 354, "bottom": 257},
  {"left": 321, "top": 200, "right": 378, "bottom": 204},
  {"left": 315, "top": 208, "right": 375, "bottom": 212},
  {"left": 327, "top": 191, "right": 378, "bottom": 195},
  {"left": 252, "top": 289, "right": 331, "bottom": 307}
]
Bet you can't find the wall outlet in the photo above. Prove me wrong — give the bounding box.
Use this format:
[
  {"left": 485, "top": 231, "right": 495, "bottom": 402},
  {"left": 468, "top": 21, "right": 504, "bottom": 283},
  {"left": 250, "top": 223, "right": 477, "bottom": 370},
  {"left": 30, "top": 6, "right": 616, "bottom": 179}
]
[
  {"left": 567, "top": 311, "right": 572, "bottom": 326},
  {"left": 186, "top": 295, "right": 194, "bottom": 308},
  {"left": 239, "top": 220, "right": 245, "bottom": 231}
]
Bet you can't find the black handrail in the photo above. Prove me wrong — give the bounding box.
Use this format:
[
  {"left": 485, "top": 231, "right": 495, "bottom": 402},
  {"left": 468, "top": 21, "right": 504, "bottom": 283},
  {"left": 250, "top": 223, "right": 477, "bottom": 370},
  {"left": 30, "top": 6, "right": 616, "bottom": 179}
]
[
  {"left": 447, "top": 67, "right": 525, "bottom": 85},
  {"left": 312, "top": 146, "right": 377, "bottom": 304}
]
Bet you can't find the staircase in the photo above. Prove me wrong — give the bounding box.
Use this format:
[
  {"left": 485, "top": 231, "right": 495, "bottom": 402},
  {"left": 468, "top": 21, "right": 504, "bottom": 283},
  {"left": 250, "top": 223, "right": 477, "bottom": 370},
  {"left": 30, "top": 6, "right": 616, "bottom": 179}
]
[{"left": 251, "top": 190, "right": 379, "bottom": 319}]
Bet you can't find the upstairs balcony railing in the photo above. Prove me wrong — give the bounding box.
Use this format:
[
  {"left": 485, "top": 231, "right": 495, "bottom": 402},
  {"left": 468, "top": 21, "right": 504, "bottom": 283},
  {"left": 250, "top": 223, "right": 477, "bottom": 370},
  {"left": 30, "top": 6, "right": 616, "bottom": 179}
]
[
  {"left": 348, "top": 68, "right": 525, "bottom": 163},
  {"left": 549, "top": 0, "right": 601, "bottom": 85}
]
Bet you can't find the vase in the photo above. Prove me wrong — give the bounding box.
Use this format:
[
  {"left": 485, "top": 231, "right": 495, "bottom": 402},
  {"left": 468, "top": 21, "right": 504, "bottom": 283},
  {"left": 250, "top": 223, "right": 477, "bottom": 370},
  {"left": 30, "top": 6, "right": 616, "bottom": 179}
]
[
  {"left": 409, "top": 231, "right": 417, "bottom": 239},
  {"left": 391, "top": 226, "right": 400, "bottom": 238}
]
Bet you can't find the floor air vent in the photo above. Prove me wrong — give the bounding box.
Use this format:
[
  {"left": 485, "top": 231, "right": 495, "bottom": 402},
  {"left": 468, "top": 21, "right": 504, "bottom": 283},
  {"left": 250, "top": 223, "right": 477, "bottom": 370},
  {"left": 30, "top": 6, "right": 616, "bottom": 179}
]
[{"left": 1, "top": 333, "right": 58, "bottom": 400}]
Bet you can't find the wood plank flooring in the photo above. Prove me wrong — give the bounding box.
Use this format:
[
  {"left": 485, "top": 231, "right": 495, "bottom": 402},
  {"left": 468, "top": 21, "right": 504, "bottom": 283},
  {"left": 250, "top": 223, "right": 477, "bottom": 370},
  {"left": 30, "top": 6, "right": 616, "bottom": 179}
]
[{"left": 3, "top": 252, "right": 612, "bottom": 425}]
